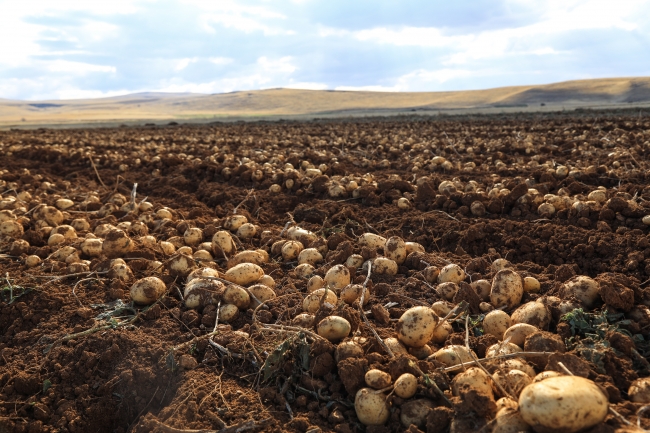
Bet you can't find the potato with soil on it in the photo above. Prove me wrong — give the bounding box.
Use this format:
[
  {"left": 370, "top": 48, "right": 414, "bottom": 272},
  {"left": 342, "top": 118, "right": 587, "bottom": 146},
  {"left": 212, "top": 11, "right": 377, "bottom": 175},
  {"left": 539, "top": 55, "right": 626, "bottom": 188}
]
[
  {"left": 518, "top": 376, "right": 608, "bottom": 433},
  {"left": 628, "top": 378, "right": 650, "bottom": 403},
  {"left": 358, "top": 232, "right": 386, "bottom": 249},
  {"left": 437, "top": 282, "right": 459, "bottom": 301},
  {"left": 493, "top": 369, "right": 531, "bottom": 397},
  {"left": 502, "top": 323, "right": 538, "bottom": 347},
  {"left": 354, "top": 388, "right": 390, "bottom": 426},
  {"left": 102, "top": 229, "right": 134, "bottom": 258},
  {"left": 490, "top": 269, "right": 523, "bottom": 309},
  {"left": 394, "top": 373, "right": 418, "bottom": 398},
  {"left": 227, "top": 250, "right": 268, "bottom": 268},
  {"left": 492, "top": 408, "right": 531, "bottom": 433},
  {"left": 317, "top": 316, "right": 351, "bottom": 341},
  {"left": 335, "top": 340, "right": 364, "bottom": 363},
  {"left": 303, "top": 288, "right": 337, "bottom": 313},
  {"left": 281, "top": 240, "right": 303, "bottom": 261},
  {"left": 324, "top": 264, "right": 350, "bottom": 291},
  {"left": 365, "top": 369, "right": 392, "bottom": 389},
  {"left": 438, "top": 264, "right": 465, "bottom": 284},
  {"left": 372, "top": 257, "right": 398, "bottom": 275},
  {"left": 212, "top": 230, "right": 235, "bottom": 256},
  {"left": 471, "top": 279, "right": 491, "bottom": 301},
  {"left": 340, "top": 284, "right": 369, "bottom": 305},
  {"left": 224, "top": 263, "right": 264, "bottom": 285},
  {"left": 483, "top": 310, "right": 511, "bottom": 340},
  {"left": 452, "top": 367, "right": 494, "bottom": 399},
  {"left": 431, "top": 345, "right": 476, "bottom": 366},
  {"left": 563, "top": 275, "right": 600, "bottom": 308},
  {"left": 247, "top": 284, "right": 276, "bottom": 308},
  {"left": 184, "top": 278, "right": 224, "bottom": 309},
  {"left": 395, "top": 306, "right": 439, "bottom": 348},
  {"left": 130, "top": 277, "right": 167, "bottom": 305},
  {"left": 510, "top": 301, "right": 551, "bottom": 330},
  {"left": 384, "top": 236, "right": 407, "bottom": 264}
]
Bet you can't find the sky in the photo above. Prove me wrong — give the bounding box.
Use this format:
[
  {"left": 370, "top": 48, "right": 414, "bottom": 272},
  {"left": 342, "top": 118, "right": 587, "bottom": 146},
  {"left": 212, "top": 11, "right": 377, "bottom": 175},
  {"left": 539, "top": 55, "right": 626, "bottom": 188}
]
[{"left": 0, "top": 0, "right": 649, "bottom": 100}]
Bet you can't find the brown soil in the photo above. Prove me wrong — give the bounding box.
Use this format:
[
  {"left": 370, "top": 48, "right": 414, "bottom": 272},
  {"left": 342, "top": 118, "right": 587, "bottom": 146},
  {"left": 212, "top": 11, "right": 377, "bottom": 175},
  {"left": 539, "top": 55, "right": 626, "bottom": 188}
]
[{"left": 1, "top": 110, "right": 650, "bottom": 433}]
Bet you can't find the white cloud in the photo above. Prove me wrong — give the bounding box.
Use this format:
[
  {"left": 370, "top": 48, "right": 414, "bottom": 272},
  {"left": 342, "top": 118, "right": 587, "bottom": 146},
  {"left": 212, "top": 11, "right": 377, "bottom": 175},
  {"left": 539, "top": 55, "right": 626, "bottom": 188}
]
[
  {"left": 335, "top": 85, "right": 401, "bottom": 92},
  {"left": 186, "top": 0, "right": 294, "bottom": 35},
  {"left": 284, "top": 82, "right": 328, "bottom": 90},
  {"left": 257, "top": 56, "right": 296, "bottom": 73},
  {"left": 209, "top": 57, "right": 234, "bottom": 65},
  {"left": 46, "top": 60, "right": 116, "bottom": 74}
]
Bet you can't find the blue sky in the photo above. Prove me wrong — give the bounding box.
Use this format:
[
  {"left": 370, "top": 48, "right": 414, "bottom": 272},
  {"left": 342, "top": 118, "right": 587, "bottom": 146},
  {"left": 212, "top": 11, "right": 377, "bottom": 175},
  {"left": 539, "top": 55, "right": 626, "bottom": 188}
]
[{"left": 1, "top": 0, "right": 649, "bottom": 100}]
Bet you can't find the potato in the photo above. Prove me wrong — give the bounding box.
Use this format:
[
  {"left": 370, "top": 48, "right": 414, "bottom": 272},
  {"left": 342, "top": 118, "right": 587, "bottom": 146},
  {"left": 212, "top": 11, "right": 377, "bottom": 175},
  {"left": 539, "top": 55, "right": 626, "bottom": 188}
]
[
  {"left": 431, "top": 345, "right": 476, "bottom": 367},
  {"left": 257, "top": 274, "right": 275, "bottom": 288},
  {"left": 212, "top": 230, "right": 235, "bottom": 256},
  {"left": 374, "top": 338, "right": 405, "bottom": 357},
  {"left": 307, "top": 275, "right": 324, "bottom": 293},
  {"left": 519, "top": 376, "right": 608, "bottom": 433},
  {"left": 102, "top": 229, "right": 134, "bottom": 258},
  {"left": 358, "top": 232, "right": 387, "bottom": 249},
  {"left": 51, "top": 245, "right": 77, "bottom": 262},
  {"left": 431, "top": 300, "right": 453, "bottom": 317},
  {"left": 0, "top": 220, "right": 24, "bottom": 237},
  {"left": 503, "top": 324, "right": 538, "bottom": 347},
  {"left": 384, "top": 236, "right": 407, "bottom": 265},
  {"left": 430, "top": 320, "right": 452, "bottom": 344},
  {"left": 183, "top": 227, "right": 203, "bottom": 246},
  {"left": 193, "top": 250, "right": 213, "bottom": 262},
  {"left": 409, "top": 344, "right": 433, "bottom": 359},
  {"left": 41, "top": 206, "right": 64, "bottom": 226},
  {"left": 317, "top": 316, "right": 351, "bottom": 341},
  {"left": 270, "top": 240, "right": 286, "bottom": 256},
  {"left": 533, "top": 371, "right": 562, "bottom": 383},
  {"left": 159, "top": 241, "right": 176, "bottom": 255},
  {"left": 335, "top": 340, "right": 364, "bottom": 363},
  {"left": 177, "top": 246, "right": 193, "bottom": 255},
  {"left": 437, "top": 282, "right": 459, "bottom": 301},
  {"left": 563, "top": 276, "right": 600, "bottom": 308},
  {"left": 492, "top": 258, "right": 512, "bottom": 272},
  {"left": 224, "top": 263, "right": 264, "bottom": 285},
  {"left": 486, "top": 342, "right": 521, "bottom": 358},
  {"left": 423, "top": 266, "right": 440, "bottom": 283},
  {"left": 471, "top": 279, "right": 492, "bottom": 301},
  {"left": 495, "top": 397, "right": 518, "bottom": 412},
  {"left": 394, "top": 373, "right": 418, "bottom": 399},
  {"left": 345, "top": 254, "right": 364, "bottom": 268},
  {"left": 52, "top": 225, "right": 77, "bottom": 239},
  {"left": 227, "top": 250, "right": 268, "bottom": 268},
  {"left": 483, "top": 310, "right": 511, "bottom": 340},
  {"left": 340, "top": 284, "right": 369, "bottom": 305},
  {"left": 168, "top": 254, "right": 197, "bottom": 277},
  {"left": 246, "top": 283, "right": 276, "bottom": 307},
  {"left": 110, "top": 263, "right": 133, "bottom": 280},
  {"left": 292, "top": 313, "right": 315, "bottom": 328},
  {"left": 523, "top": 276, "right": 540, "bottom": 293},
  {"left": 510, "top": 301, "right": 551, "bottom": 329},
  {"left": 373, "top": 257, "right": 398, "bottom": 275},
  {"left": 219, "top": 304, "right": 239, "bottom": 322},
  {"left": 294, "top": 263, "right": 315, "bottom": 278},
  {"left": 223, "top": 214, "right": 247, "bottom": 231},
  {"left": 297, "top": 248, "right": 322, "bottom": 266},
  {"left": 322, "top": 264, "right": 350, "bottom": 292},
  {"left": 186, "top": 267, "right": 220, "bottom": 283},
  {"left": 0, "top": 210, "right": 15, "bottom": 222},
  {"left": 452, "top": 367, "right": 494, "bottom": 399},
  {"left": 223, "top": 286, "right": 250, "bottom": 309},
  {"left": 490, "top": 269, "right": 523, "bottom": 309},
  {"left": 281, "top": 240, "right": 303, "bottom": 261},
  {"left": 405, "top": 242, "right": 425, "bottom": 255},
  {"left": 493, "top": 408, "right": 531, "bottom": 433},
  {"left": 303, "top": 288, "right": 337, "bottom": 313},
  {"left": 48, "top": 233, "right": 65, "bottom": 246},
  {"left": 396, "top": 306, "right": 439, "bottom": 348},
  {"left": 400, "top": 399, "right": 436, "bottom": 428},
  {"left": 236, "top": 223, "right": 257, "bottom": 239},
  {"left": 184, "top": 278, "right": 224, "bottom": 309},
  {"left": 365, "top": 369, "right": 392, "bottom": 389},
  {"left": 25, "top": 255, "right": 41, "bottom": 268},
  {"left": 493, "top": 369, "right": 531, "bottom": 397},
  {"left": 438, "top": 264, "right": 465, "bottom": 284},
  {"left": 71, "top": 218, "right": 90, "bottom": 232},
  {"left": 354, "top": 388, "right": 390, "bottom": 426},
  {"left": 130, "top": 277, "right": 166, "bottom": 305},
  {"left": 286, "top": 226, "right": 318, "bottom": 245},
  {"left": 628, "top": 377, "right": 650, "bottom": 403}
]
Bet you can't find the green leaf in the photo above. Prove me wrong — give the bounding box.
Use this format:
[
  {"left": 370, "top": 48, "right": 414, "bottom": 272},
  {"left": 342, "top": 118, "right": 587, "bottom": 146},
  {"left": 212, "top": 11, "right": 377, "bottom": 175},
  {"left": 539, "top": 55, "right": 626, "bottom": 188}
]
[{"left": 43, "top": 379, "right": 52, "bottom": 393}]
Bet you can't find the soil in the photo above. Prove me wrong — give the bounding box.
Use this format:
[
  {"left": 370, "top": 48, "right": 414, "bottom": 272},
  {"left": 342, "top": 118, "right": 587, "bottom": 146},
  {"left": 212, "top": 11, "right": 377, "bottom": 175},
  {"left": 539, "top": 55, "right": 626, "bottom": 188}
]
[{"left": 1, "top": 110, "right": 650, "bottom": 433}]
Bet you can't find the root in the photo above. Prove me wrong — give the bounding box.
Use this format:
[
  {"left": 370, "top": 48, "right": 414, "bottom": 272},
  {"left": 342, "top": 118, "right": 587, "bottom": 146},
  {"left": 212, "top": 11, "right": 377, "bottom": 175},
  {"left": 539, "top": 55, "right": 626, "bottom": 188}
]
[{"left": 151, "top": 417, "right": 271, "bottom": 433}]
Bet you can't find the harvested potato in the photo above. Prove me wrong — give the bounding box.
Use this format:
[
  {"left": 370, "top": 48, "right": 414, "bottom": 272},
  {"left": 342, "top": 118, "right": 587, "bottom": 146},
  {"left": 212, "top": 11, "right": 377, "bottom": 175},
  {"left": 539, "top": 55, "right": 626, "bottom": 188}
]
[
  {"left": 492, "top": 258, "right": 512, "bottom": 271},
  {"left": 493, "top": 369, "right": 531, "bottom": 397},
  {"left": 345, "top": 254, "right": 364, "bottom": 268},
  {"left": 168, "top": 254, "right": 197, "bottom": 277},
  {"left": 48, "top": 233, "right": 65, "bottom": 246},
  {"left": 292, "top": 313, "right": 315, "bottom": 328},
  {"left": 247, "top": 284, "right": 276, "bottom": 308},
  {"left": 495, "top": 397, "right": 518, "bottom": 412},
  {"left": 212, "top": 230, "right": 235, "bottom": 256},
  {"left": 223, "top": 286, "right": 250, "bottom": 309},
  {"left": 383, "top": 337, "right": 409, "bottom": 356},
  {"left": 483, "top": 310, "right": 511, "bottom": 340},
  {"left": 257, "top": 274, "right": 275, "bottom": 288},
  {"left": 224, "top": 263, "right": 264, "bottom": 285},
  {"left": 340, "top": 284, "right": 369, "bottom": 305},
  {"left": 227, "top": 250, "right": 268, "bottom": 268},
  {"left": 490, "top": 269, "right": 523, "bottom": 309},
  {"left": 183, "top": 227, "right": 203, "bottom": 246},
  {"left": 522, "top": 276, "right": 540, "bottom": 293},
  {"left": 281, "top": 240, "right": 303, "bottom": 261},
  {"left": 193, "top": 250, "right": 212, "bottom": 262},
  {"left": 220, "top": 304, "right": 239, "bottom": 322},
  {"left": 409, "top": 344, "right": 433, "bottom": 359},
  {"left": 102, "top": 229, "right": 134, "bottom": 258},
  {"left": 510, "top": 301, "right": 551, "bottom": 329},
  {"left": 236, "top": 223, "right": 257, "bottom": 239},
  {"left": 430, "top": 320, "right": 452, "bottom": 344},
  {"left": 493, "top": 408, "right": 531, "bottom": 433},
  {"left": 223, "top": 215, "right": 247, "bottom": 231},
  {"left": 563, "top": 276, "right": 600, "bottom": 308},
  {"left": 355, "top": 388, "right": 390, "bottom": 426},
  {"left": 294, "top": 263, "right": 315, "bottom": 278},
  {"left": 471, "top": 279, "right": 492, "bottom": 301},
  {"left": 365, "top": 369, "right": 392, "bottom": 389},
  {"left": 396, "top": 306, "right": 439, "bottom": 348},
  {"left": 431, "top": 301, "right": 453, "bottom": 317},
  {"left": 286, "top": 226, "right": 317, "bottom": 245},
  {"left": 51, "top": 225, "right": 77, "bottom": 239},
  {"left": 303, "top": 288, "right": 337, "bottom": 313},
  {"left": 184, "top": 278, "right": 224, "bottom": 309},
  {"left": 130, "top": 277, "right": 166, "bottom": 305},
  {"left": 452, "top": 367, "right": 494, "bottom": 399},
  {"left": 335, "top": 340, "right": 364, "bottom": 363},
  {"left": 404, "top": 242, "right": 425, "bottom": 255},
  {"left": 431, "top": 345, "right": 476, "bottom": 366},
  {"left": 485, "top": 342, "right": 521, "bottom": 358},
  {"left": 358, "top": 233, "right": 387, "bottom": 249},
  {"left": 51, "top": 246, "right": 77, "bottom": 262},
  {"left": 298, "top": 248, "right": 323, "bottom": 265},
  {"left": 324, "top": 264, "right": 351, "bottom": 291},
  {"left": 423, "top": 266, "right": 440, "bottom": 283},
  {"left": 317, "top": 316, "right": 351, "bottom": 341},
  {"left": 307, "top": 275, "right": 324, "bottom": 293},
  {"left": 438, "top": 282, "right": 459, "bottom": 301},
  {"left": 533, "top": 371, "right": 562, "bottom": 383},
  {"left": 372, "top": 257, "right": 398, "bottom": 275},
  {"left": 25, "top": 255, "right": 41, "bottom": 268},
  {"left": 438, "top": 264, "right": 465, "bottom": 284},
  {"left": 519, "top": 376, "right": 608, "bottom": 433},
  {"left": 400, "top": 399, "right": 435, "bottom": 428},
  {"left": 503, "top": 324, "right": 538, "bottom": 347},
  {"left": 628, "top": 377, "right": 650, "bottom": 403},
  {"left": 384, "top": 236, "right": 407, "bottom": 265},
  {"left": 186, "top": 267, "right": 220, "bottom": 283},
  {"left": 159, "top": 241, "right": 176, "bottom": 255},
  {"left": 394, "top": 373, "right": 417, "bottom": 399},
  {"left": 0, "top": 220, "right": 24, "bottom": 237}
]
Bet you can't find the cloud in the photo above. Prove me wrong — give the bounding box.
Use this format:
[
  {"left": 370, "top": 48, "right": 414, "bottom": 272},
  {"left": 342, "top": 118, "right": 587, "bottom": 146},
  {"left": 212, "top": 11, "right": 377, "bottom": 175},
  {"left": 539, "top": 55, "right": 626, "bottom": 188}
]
[
  {"left": 46, "top": 60, "right": 116, "bottom": 74},
  {"left": 284, "top": 82, "right": 328, "bottom": 90}
]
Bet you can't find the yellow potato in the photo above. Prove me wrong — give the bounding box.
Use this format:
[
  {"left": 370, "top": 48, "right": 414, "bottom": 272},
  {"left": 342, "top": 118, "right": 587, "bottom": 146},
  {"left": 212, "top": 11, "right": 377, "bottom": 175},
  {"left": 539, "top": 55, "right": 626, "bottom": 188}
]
[
  {"left": 303, "top": 288, "right": 337, "bottom": 313},
  {"left": 219, "top": 304, "right": 239, "bottom": 322},
  {"left": 372, "top": 257, "right": 398, "bottom": 275},
  {"left": 438, "top": 264, "right": 465, "bottom": 284},
  {"left": 383, "top": 337, "right": 409, "bottom": 356},
  {"left": 396, "top": 306, "right": 439, "bottom": 348},
  {"left": 503, "top": 323, "right": 538, "bottom": 347},
  {"left": 394, "top": 373, "right": 418, "bottom": 399},
  {"left": 384, "top": 236, "right": 407, "bottom": 265},
  {"left": 324, "top": 264, "right": 351, "bottom": 291},
  {"left": 483, "top": 310, "right": 511, "bottom": 340},
  {"left": 490, "top": 269, "right": 523, "bottom": 309},
  {"left": 317, "top": 316, "right": 351, "bottom": 341},
  {"left": 298, "top": 248, "right": 323, "bottom": 265},
  {"left": 224, "top": 263, "right": 264, "bottom": 285},
  {"left": 365, "top": 369, "right": 392, "bottom": 389},
  {"left": 183, "top": 227, "right": 203, "bottom": 246},
  {"left": 102, "top": 229, "right": 134, "bottom": 258},
  {"left": 452, "top": 367, "right": 494, "bottom": 399},
  {"left": 510, "top": 301, "right": 551, "bottom": 329},
  {"left": 335, "top": 340, "right": 364, "bottom": 363},
  {"left": 130, "top": 277, "right": 167, "bottom": 305},
  {"left": 358, "top": 233, "right": 386, "bottom": 249},
  {"left": 355, "top": 388, "right": 390, "bottom": 426},
  {"left": 247, "top": 284, "right": 276, "bottom": 308},
  {"left": 432, "top": 345, "right": 476, "bottom": 366},
  {"left": 223, "top": 286, "right": 250, "bottom": 309},
  {"left": 563, "top": 276, "right": 600, "bottom": 308},
  {"left": 227, "top": 250, "right": 268, "bottom": 268},
  {"left": 493, "top": 369, "right": 531, "bottom": 397}
]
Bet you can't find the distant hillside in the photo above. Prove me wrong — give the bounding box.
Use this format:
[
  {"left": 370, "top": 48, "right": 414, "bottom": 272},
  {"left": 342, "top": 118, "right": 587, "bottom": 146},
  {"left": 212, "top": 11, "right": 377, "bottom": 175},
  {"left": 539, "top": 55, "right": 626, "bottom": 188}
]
[{"left": 1, "top": 77, "right": 649, "bottom": 127}]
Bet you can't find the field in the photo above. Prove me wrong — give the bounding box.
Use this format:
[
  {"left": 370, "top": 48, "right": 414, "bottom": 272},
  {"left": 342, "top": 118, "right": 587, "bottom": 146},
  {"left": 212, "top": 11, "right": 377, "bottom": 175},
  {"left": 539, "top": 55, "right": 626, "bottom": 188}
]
[{"left": 1, "top": 109, "right": 650, "bottom": 433}]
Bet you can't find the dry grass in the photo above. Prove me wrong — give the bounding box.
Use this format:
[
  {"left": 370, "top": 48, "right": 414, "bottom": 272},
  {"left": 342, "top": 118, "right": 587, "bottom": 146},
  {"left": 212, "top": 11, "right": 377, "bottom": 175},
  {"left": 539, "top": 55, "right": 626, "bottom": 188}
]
[{"left": 1, "top": 77, "right": 650, "bottom": 128}]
